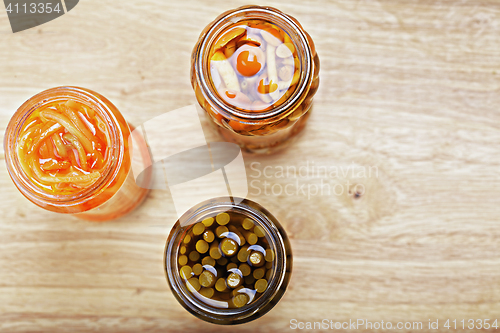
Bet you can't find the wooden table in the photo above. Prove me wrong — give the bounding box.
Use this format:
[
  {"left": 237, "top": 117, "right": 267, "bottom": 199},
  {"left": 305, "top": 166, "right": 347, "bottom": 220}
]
[{"left": 1, "top": 0, "right": 500, "bottom": 332}]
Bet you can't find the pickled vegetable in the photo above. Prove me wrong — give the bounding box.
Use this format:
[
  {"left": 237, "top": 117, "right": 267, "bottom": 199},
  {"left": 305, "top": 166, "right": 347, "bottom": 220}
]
[
  {"left": 232, "top": 293, "right": 249, "bottom": 308},
  {"left": 220, "top": 238, "right": 239, "bottom": 256},
  {"left": 180, "top": 266, "right": 192, "bottom": 280},
  {"left": 209, "top": 19, "right": 300, "bottom": 114},
  {"left": 215, "top": 278, "right": 228, "bottom": 292},
  {"left": 249, "top": 251, "right": 264, "bottom": 267},
  {"left": 228, "top": 225, "right": 246, "bottom": 246},
  {"left": 217, "top": 257, "right": 228, "bottom": 266},
  {"left": 227, "top": 262, "right": 238, "bottom": 271},
  {"left": 202, "top": 256, "right": 216, "bottom": 267},
  {"left": 203, "top": 230, "right": 215, "bottom": 243},
  {"left": 239, "top": 263, "right": 251, "bottom": 277},
  {"left": 178, "top": 255, "right": 188, "bottom": 266},
  {"left": 187, "top": 278, "right": 201, "bottom": 292},
  {"left": 242, "top": 218, "right": 254, "bottom": 230},
  {"left": 177, "top": 210, "right": 275, "bottom": 309},
  {"left": 244, "top": 275, "right": 256, "bottom": 285},
  {"left": 254, "top": 226, "right": 266, "bottom": 238},
  {"left": 242, "top": 230, "right": 258, "bottom": 245},
  {"left": 200, "top": 287, "right": 215, "bottom": 298},
  {"left": 196, "top": 240, "right": 209, "bottom": 254},
  {"left": 189, "top": 251, "right": 200, "bottom": 262},
  {"left": 253, "top": 267, "right": 265, "bottom": 280},
  {"left": 192, "top": 263, "right": 203, "bottom": 276},
  {"left": 226, "top": 272, "right": 243, "bottom": 289},
  {"left": 216, "top": 212, "right": 230, "bottom": 225},
  {"left": 265, "top": 249, "right": 274, "bottom": 262},
  {"left": 215, "top": 225, "right": 228, "bottom": 238},
  {"left": 199, "top": 270, "right": 216, "bottom": 288},
  {"left": 210, "top": 241, "right": 222, "bottom": 260},
  {"left": 15, "top": 99, "right": 109, "bottom": 194},
  {"left": 193, "top": 222, "right": 205, "bottom": 236},
  {"left": 255, "top": 279, "right": 268, "bottom": 293},
  {"left": 191, "top": 5, "right": 320, "bottom": 155},
  {"left": 202, "top": 217, "right": 214, "bottom": 227},
  {"left": 237, "top": 245, "right": 250, "bottom": 262}
]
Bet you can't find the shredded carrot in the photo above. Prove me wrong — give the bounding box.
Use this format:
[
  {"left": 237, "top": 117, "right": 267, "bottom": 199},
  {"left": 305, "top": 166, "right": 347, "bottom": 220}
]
[
  {"left": 62, "top": 101, "right": 95, "bottom": 141},
  {"left": 41, "top": 159, "right": 70, "bottom": 171},
  {"left": 40, "top": 109, "right": 94, "bottom": 153},
  {"left": 32, "top": 158, "right": 100, "bottom": 184},
  {"left": 63, "top": 133, "right": 88, "bottom": 171},
  {"left": 51, "top": 134, "right": 67, "bottom": 158},
  {"left": 27, "top": 122, "right": 62, "bottom": 156},
  {"left": 16, "top": 99, "right": 109, "bottom": 194}
]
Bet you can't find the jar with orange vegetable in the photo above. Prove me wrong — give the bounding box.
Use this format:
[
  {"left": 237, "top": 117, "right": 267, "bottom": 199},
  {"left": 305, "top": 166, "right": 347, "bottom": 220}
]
[
  {"left": 4, "top": 87, "right": 151, "bottom": 221},
  {"left": 191, "top": 5, "right": 320, "bottom": 153}
]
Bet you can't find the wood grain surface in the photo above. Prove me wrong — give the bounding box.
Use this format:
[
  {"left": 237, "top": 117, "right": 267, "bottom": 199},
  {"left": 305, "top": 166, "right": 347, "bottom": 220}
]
[{"left": 1, "top": 0, "right": 500, "bottom": 332}]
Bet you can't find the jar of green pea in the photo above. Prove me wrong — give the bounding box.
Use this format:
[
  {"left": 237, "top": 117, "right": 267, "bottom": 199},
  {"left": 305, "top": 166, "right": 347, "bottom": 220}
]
[{"left": 164, "top": 197, "right": 292, "bottom": 324}]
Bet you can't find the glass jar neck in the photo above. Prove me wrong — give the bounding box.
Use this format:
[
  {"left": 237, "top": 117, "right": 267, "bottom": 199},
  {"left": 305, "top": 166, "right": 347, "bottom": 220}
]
[
  {"left": 166, "top": 197, "right": 289, "bottom": 324},
  {"left": 195, "top": 6, "right": 313, "bottom": 124},
  {"left": 4, "top": 86, "right": 128, "bottom": 210}
]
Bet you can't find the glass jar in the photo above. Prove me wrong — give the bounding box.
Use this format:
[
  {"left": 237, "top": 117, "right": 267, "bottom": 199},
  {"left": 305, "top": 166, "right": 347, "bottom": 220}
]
[
  {"left": 164, "top": 197, "right": 292, "bottom": 324},
  {"left": 4, "top": 86, "right": 150, "bottom": 221},
  {"left": 191, "top": 5, "right": 320, "bottom": 153}
]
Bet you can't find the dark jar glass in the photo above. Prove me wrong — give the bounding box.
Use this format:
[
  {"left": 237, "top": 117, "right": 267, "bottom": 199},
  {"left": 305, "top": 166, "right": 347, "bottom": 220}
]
[
  {"left": 191, "top": 5, "right": 320, "bottom": 153},
  {"left": 164, "top": 197, "right": 292, "bottom": 324}
]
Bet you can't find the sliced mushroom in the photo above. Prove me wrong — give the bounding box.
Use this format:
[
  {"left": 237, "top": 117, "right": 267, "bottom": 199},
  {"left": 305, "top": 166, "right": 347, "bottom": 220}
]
[
  {"left": 282, "top": 57, "right": 295, "bottom": 66},
  {"left": 278, "top": 70, "right": 300, "bottom": 90},
  {"left": 265, "top": 45, "right": 280, "bottom": 100},
  {"left": 276, "top": 43, "right": 294, "bottom": 58},
  {"left": 260, "top": 27, "right": 283, "bottom": 47},
  {"left": 236, "top": 33, "right": 264, "bottom": 48},
  {"left": 224, "top": 40, "right": 237, "bottom": 58},
  {"left": 211, "top": 51, "right": 240, "bottom": 92},
  {"left": 213, "top": 27, "right": 247, "bottom": 51},
  {"left": 278, "top": 65, "right": 294, "bottom": 81}
]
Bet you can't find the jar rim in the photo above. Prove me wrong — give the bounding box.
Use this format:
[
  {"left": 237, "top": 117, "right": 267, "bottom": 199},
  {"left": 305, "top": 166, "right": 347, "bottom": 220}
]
[
  {"left": 165, "top": 197, "right": 291, "bottom": 324},
  {"left": 3, "top": 86, "right": 127, "bottom": 210},
  {"left": 195, "top": 6, "right": 313, "bottom": 123}
]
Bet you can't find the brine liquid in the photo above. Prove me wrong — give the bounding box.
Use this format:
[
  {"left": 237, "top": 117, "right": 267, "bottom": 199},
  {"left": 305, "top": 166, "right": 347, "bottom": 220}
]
[
  {"left": 209, "top": 19, "right": 300, "bottom": 113},
  {"left": 16, "top": 99, "right": 109, "bottom": 194},
  {"left": 177, "top": 211, "right": 275, "bottom": 309}
]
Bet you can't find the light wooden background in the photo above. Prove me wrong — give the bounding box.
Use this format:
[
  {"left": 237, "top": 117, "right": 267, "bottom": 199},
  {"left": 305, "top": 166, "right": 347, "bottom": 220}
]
[{"left": 1, "top": 0, "right": 500, "bottom": 332}]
